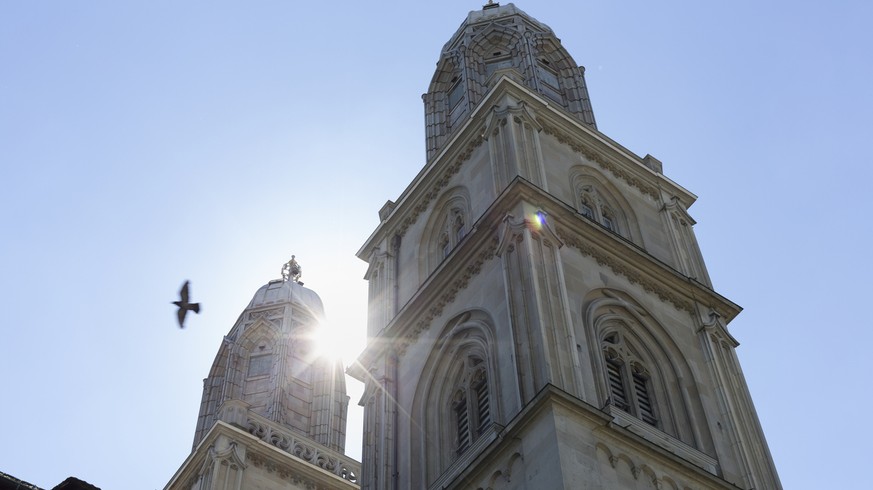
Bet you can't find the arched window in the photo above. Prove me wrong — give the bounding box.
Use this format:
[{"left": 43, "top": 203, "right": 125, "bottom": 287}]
[
  {"left": 421, "top": 189, "right": 472, "bottom": 276},
  {"left": 451, "top": 357, "right": 491, "bottom": 455},
  {"left": 453, "top": 212, "right": 466, "bottom": 243},
  {"left": 602, "top": 332, "right": 659, "bottom": 427},
  {"left": 578, "top": 185, "right": 623, "bottom": 235},
  {"left": 436, "top": 207, "right": 468, "bottom": 258},
  {"left": 411, "top": 310, "right": 501, "bottom": 487},
  {"left": 536, "top": 57, "right": 564, "bottom": 104}
]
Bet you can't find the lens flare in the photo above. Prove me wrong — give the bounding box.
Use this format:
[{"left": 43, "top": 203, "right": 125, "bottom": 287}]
[{"left": 529, "top": 211, "right": 547, "bottom": 231}]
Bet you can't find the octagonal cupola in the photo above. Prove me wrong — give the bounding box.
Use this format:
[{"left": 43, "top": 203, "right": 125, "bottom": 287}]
[
  {"left": 423, "top": 2, "right": 597, "bottom": 160},
  {"left": 192, "top": 257, "right": 349, "bottom": 455}
]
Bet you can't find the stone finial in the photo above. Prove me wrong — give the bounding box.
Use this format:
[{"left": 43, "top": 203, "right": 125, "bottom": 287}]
[{"left": 281, "top": 255, "right": 303, "bottom": 283}]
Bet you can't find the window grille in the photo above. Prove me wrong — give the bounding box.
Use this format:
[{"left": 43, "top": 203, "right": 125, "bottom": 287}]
[
  {"left": 452, "top": 359, "right": 492, "bottom": 455},
  {"left": 454, "top": 396, "right": 471, "bottom": 453},
  {"left": 606, "top": 359, "right": 628, "bottom": 410},
  {"left": 474, "top": 378, "right": 490, "bottom": 433},
  {"left": 602, "top": 333, "right": 658, "bottom": 427},
  {"left": 633, "top": 371, "right": 657, "bottom": 426}
]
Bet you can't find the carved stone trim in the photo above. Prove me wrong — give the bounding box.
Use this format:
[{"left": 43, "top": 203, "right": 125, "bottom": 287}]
[
  {"left": 483, "top": 101, "right": 543, "bottom": 141},
  {"left": 397, "top": 135, "right": 486, "bottom": 237},
  {"left": 540, "top": 123, "right": 659, "bottom": 200},
  {"left": 248, "top": 307, "right": 285, "bottom": 322},
  {"left": 398, "top": 237, "right": 499, "bottom": 356},
  {"left": 595, "top": 440, "right": 715, "bottom": 490},
  {"left": 557, "top": 227, "right": 694, "bottom": 313},
  {"left": 246, "top": 414, "right": 360, "bottom": 484},
  {"left": 698, "top": 310, "right": 739, "bottom": 349},
  {"left": 247, "top": 452, "right": 318, "bottom": 487}
]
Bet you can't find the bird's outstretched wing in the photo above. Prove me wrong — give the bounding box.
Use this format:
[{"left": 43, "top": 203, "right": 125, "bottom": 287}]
[
  {"left": 177, "top": 307, "right": 187, "bottom": 328},
  {"left": 180, "top": 280, "right": 190, "bottom": 303}
]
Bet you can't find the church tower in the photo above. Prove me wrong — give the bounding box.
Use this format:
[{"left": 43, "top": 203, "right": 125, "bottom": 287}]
[
  {"left": 350, "top": 3, "right": 781, "bottom": 489},
  {"left": 165, "top": 260, "right": 360, "bottom": 490}
]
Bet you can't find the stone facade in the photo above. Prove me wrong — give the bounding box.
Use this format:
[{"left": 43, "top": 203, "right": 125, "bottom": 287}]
[
  {"left": 165, "top": 279, "right": 359, "bottom": 490},
  {"left": 350, "top": 3, "right": 781, "bottom": 490}
]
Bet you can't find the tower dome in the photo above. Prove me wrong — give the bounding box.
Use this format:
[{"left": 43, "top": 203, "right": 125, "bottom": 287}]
[
  {"left": 192, "top": 264, "right": 349, "bottom": 456},
  {"left": 247, "top": 278, "right": 325, "bottom": 316},
  {"left": 423, "top": 2, "right": 596, "bottom": 160}
]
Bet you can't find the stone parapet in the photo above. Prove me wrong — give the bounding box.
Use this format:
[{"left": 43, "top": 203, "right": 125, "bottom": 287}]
[{"left": 245, "top": 411, "right": 360, "bottom": 484}]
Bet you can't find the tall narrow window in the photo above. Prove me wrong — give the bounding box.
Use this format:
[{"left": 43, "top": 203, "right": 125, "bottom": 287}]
[
  {"left": 453, "top": 392, "right": 471, "bottom": 453},
  {"left": 537, "top": 59, "right": 563, "bottom": 104},
  {"left": 432, "top": 202, "right": 470, "bottom": 265},
  {"left": 601, "top": 213, "right": 615, "bottom": 232},
  {"left": 633, "top": 369, "right": 657, "bottom": 426},
  {"left": 602, "top": 333, "right": 658, "bottom": 427},
  {"left": 606, "top": 358, "right": 629, "bottom": 410},
  {"left": 440, "top": 233, "right": 451, "bottom": 259},
  {"left": 580, "top": 200, "right": 595, "bottom": 220},
  {"left": 247, "top": 353, "right": 271, "bottom": 378},
  {"left": 451, "top": 357, "right": 492, "bottom": 455},
  {"left": 448, "top": 79, "right": 464, "bottom": 110},
  {"left": 453, "top": 213, "right": 466, "bottom": 243},
  {"left": 473, "top": 372, "right": 490, "bottom": 434}
]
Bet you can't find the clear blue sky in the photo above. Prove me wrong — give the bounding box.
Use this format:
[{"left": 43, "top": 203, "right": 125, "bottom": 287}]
[{"left": 1, "top": 1, "right": 870, "bottom": 488}]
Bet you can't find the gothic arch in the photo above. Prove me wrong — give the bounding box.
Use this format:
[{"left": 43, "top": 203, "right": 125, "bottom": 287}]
[
  {"left": 411, "top": 309, "right": 502, "bottom": 487},
  {"left": 427, "top": 52, "right": 464, "bottom": 95},
  {"left": 570, "top": 165, "right": 644, "bottom": 245},
  {"left": 467, "top": 22, "right": 525, "bottom": 97},
  {"left": 582, "top": 289, "right": 714, "bottom": 453},
  {"left": 425, "top": 52, "right": 466, "bottom": 159},
  {"left": 419, "top": 186, "right": 473, "bottom": 278},
  {"left": 530, "top": 34, "right": 576, "bottom": 108}
]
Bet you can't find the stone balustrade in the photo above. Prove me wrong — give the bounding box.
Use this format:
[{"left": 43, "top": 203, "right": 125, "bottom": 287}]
[{"left": 245, "top": 412, "right": 360, "bottom": 484}]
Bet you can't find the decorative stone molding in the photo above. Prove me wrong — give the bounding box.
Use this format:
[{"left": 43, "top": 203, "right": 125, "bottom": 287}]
[
  {"left": 541, "top": 123, "right": 659, "bottom": 200},
  {"left": 246, "top": 413, "right": 359, "bottom": 484},
  {"left": 247, "top": 452, "right": 317, "bottom": 488},
  {"left": 698, "top": 310, "right": 738, "bottom": 349},
  {"left": 595, "top": 441, "right": 718, "bottom": 490},
  {"left": 248, "top": 307, "right": 285, "bottom": 322},
  {"left": 557, "top": 227, "right": 694, "bottom": 313},
  {"left": 396, "top": 135, "right": 485, "bottom": 238},
  {"left": 214, "top": 441, "right": 247, "bottom": 471},
  {"left": 484, "top": 450, "right": 523, "bottom": 487},
  {"left": 218, "top": 399, "right": 250, "bottom": 427},
  {"left": 398, "top": 237, "right": 499, "bottom": 356},
  {"left": 429, "top": 423, "right": 500, "bottom": 490},
  {"left": 483, "top": 101, "right": 543, "bottom": 141},
  {"left": 496, "top": 211, "right": 563, "bottom": 257}
]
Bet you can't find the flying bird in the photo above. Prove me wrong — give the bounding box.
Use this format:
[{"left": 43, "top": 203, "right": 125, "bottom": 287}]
[{"left": 173, "top": 280, "right": 201, "bottom": 328}]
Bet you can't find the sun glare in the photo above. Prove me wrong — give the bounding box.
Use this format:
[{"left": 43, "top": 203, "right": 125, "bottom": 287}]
[{"left": 309, "top": 321, "right": 341, "bottom": 362}]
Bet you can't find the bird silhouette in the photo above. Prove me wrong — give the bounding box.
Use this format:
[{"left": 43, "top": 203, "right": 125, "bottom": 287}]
[{"left": 173, "top": 280, "right": 201, "bottom": 328}]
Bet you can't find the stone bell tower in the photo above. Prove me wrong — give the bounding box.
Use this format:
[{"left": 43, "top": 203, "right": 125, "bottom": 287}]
[
  {"left": 350, "top": 3, "right": 781, "bottom": 490},
  {"left": 165, "top": 258, "right": 360, "bottom": 490}
]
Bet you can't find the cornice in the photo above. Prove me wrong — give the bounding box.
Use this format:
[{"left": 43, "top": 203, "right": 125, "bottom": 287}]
[
  {"left": 352, "top": 177, "right": 739, "bottom": 376},
  {"left": 556, "top": 227, "right": 695, "bottom": 314},
  {"left": 541, "top": 122, "right": 660, "bottom": 200},
  {"left": 395, "top": 135, "right": 485, "bottom": 239},
  {"left": 453, "top": 384, "right": 735, "bottom": 490},
  {"left": 503, "top": 178, "right": 739, "bottom": 320},
  {"left": 359, "top": 76, "right": 696, "bottom": 261}
]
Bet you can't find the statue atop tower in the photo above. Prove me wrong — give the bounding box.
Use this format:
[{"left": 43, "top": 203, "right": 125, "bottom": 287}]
[{"left": 281, "top": 254, "right": 302, "bottom": 284}]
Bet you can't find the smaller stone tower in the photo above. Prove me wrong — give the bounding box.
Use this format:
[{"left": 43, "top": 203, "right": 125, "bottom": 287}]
[{"left": 165, "top": 260, "right": 359, "bottom": 490}]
